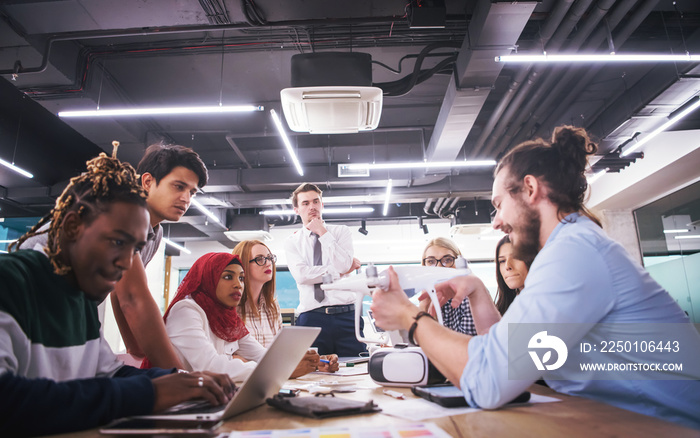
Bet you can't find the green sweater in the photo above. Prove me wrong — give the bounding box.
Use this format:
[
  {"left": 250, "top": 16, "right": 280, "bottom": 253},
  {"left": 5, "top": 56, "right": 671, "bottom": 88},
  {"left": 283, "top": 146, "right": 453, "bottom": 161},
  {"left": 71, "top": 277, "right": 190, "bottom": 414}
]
[{"left": 0, "top": 250, "right": 172, "bottom": 436}]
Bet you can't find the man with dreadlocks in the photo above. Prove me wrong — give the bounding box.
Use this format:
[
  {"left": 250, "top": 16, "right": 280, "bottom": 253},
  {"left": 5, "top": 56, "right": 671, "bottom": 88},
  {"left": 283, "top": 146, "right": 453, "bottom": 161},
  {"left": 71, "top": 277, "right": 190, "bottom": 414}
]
[
  {"left": 20, "top": 143, "right": 208, "bottom": 369},
  {"left": 0, "top": 152, "right": 234, "bottom": 436}
]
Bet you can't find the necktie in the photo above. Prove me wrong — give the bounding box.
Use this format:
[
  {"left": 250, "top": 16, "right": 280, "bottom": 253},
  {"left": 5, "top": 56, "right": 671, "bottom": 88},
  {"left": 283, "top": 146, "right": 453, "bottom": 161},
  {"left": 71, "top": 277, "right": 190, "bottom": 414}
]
[{"left": 311, "top": 232, "right": 325, "bottom": 302}]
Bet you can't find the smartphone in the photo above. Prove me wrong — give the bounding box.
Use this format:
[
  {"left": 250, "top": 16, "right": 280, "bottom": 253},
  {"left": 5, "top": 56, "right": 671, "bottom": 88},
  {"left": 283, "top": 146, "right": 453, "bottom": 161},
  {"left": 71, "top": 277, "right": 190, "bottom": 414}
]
[
  {"left": 412, "top": 384, "right": 531, "bottom": 408},
  {"left": 412, "top": 384, "right": 468, "bottom": 407},
  {"left": 99, "top": 418, "right": 222, "bottom": 435}
]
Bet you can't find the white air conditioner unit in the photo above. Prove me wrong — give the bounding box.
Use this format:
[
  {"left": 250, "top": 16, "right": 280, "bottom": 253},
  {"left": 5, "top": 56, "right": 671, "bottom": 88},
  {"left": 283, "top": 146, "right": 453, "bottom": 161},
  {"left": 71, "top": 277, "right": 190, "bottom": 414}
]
[{"left": 280, "top": 86, "right": 383, "bottom": 134}]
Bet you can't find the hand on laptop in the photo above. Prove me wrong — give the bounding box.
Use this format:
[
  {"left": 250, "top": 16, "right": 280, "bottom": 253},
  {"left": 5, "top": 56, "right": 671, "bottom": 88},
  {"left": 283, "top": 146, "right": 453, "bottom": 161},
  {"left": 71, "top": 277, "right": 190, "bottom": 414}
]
[
  {"left": 318, "top": 354, "right": 339, "bottom": 373},
  {"left": 151, "top": 371, "right": 235, "bottom": 413},
  {"left": 290, "top": 350, "right": 320, "bottom": 378}
]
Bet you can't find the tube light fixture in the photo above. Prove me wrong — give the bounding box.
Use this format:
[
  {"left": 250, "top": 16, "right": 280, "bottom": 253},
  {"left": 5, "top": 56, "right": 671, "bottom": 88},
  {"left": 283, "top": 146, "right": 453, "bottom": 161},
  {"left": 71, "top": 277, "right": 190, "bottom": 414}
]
[
  {"left": 621, "top": 96, "right": 700, "bottom": 157},
  {"left": 383, "top": 179, "right": 392, "bottom": 216},
  {"left": 162, "top": 238, "right": 191, "bottom": 254},
  {"left": 343, "top": 160, "right": 496, "bottom": 171},
  {"left": 270, "top": 109, "right": 304, "bottom": 176},
  {"left": 58, "top": 105, "right": 264, "bottom": 118},
  {"left": 261, "top": 207, "right": 375, "bottom": 216},
  {"left": 663, "top": 229, "right": 689, "bottom": 234},
  {"left": 191, "top": 198, "right": 226, "bottom": 228},
  {"left": 495, "top": 53, "right": 700, "bottom": 63},
  {"left": 674, "top": 235, "right": 700, "bottom": 240},
  {"left": 0, "top": 157, "right": 33, "bottom": 178}
]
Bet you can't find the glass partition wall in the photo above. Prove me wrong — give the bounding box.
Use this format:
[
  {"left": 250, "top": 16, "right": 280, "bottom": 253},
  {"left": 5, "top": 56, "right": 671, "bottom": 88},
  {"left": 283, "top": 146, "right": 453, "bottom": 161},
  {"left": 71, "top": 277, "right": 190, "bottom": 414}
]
[{"left": 635, "top": 181, "right": 700, "bottom": 323}]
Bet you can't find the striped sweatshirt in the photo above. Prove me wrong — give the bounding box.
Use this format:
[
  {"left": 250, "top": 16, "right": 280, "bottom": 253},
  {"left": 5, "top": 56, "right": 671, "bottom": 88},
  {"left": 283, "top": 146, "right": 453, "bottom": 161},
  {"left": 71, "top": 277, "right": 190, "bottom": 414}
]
[{"left": 0, "top": 250, "right": 172, "bottom": 437}]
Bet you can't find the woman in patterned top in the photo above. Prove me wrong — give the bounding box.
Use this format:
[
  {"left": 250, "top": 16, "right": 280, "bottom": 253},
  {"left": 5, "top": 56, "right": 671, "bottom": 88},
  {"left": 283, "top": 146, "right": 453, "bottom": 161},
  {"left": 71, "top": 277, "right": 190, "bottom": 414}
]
[
  {"left": 420, "top": 237, "right": 479, "bottom": 335},
  {"left": 232, "top": 240, "right": 339, "bottom": 371},
  {"left": 231, "top": 240, "right": 282, "bottom": 347}
]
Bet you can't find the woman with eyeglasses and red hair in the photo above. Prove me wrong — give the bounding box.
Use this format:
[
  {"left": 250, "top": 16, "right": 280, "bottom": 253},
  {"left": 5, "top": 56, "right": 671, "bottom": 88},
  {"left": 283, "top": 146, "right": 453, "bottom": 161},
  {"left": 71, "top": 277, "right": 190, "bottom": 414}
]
[
  {"left": 233, "top": 240, "right": 339, "bottom": 371},
  {"left": 231, "top": 240, "right": 282, "bottom": 347}
]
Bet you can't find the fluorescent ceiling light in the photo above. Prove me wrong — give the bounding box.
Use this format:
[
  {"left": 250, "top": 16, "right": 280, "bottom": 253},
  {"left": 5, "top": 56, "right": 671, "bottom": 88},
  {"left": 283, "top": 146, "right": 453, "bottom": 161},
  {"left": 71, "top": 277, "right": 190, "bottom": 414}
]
[
  {"left": 0, "top": 239, "right": 17, "bottom": 243},
  {"left": 261, "top": 207, "right": 375, "bottom": 216},
  {"left": 495, "top": 53, "right": 700, "bottom": 63},
  {"left": 162, "top": 238, "right": 191, "bottom": 254},
  {"left": 270, "top": 109, "right": 304, "bottom": 176},
  {"left": 195, "top": 195, "right": 229, "bottom": 207},
  {"left": 343, "top": 160, "right": 497, "bottom": 171},
  {"left": 58, "top": 105, "right": 264, "bottom": 118},
  {"left": 191, "top": 198, "right": 226, "bottom": 228},
  {"left": 383, "top": 179, "right": 392, "bottom": 216},
  {"left": 674, "top": 235, "right": 700, "bottom": 240},
  {"left": 224, "top": 230, "right": 273, "bottom": 242},
  {"left": 0, "top": 158, "right": 33, "bottom": 178},
  {"left": 663, "top": 229, "right": 689, "bottom": 234},
  {"left": 621, "top": 96, "right": 700, "bottom": 157},
  {"left": 587, "top": 168, "right": 608, "bottom": 184}
]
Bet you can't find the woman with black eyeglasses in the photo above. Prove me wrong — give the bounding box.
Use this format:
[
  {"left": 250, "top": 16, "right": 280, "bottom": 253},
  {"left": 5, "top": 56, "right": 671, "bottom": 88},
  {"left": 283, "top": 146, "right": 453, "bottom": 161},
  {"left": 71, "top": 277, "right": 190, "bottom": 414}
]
[
  {"left": 420, "top": 237, "right": 478, "bottom": 336},
  {"left": 232, "top": 240, "right": 339, "bottom": 372},
  {"left": 231, "top": 240, "right": 282, "bottom": 347}
]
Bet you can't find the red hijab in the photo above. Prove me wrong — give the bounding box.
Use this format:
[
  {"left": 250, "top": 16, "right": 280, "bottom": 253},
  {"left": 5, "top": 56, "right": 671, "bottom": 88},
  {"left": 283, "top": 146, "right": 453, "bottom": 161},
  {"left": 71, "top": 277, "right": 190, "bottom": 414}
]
[
  {"left": 164, "top": 252, "right": 249, "bottom": 343},
  {"left": 141, "top": 252, "right": 250, "bottom": 369}
]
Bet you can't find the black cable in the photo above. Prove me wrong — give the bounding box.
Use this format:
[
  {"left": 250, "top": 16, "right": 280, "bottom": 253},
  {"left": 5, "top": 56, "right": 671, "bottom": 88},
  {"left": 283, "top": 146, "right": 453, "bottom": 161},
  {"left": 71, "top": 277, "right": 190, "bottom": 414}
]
[
  {"left": 373, "top": 42, "right": 459, "bottom": 96},
  {"left": 372, "top": 52, "right": 459, "bottom": 74},
  {"left": 241, "top": 0, "right": 267, "bottom": 26}
]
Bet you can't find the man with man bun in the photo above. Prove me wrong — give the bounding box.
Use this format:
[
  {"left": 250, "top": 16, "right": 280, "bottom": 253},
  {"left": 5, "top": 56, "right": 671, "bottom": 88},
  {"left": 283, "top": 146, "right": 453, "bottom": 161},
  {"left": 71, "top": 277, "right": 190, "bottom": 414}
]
[{"left": 370, "top": 126, "right": 700, "bottom": 429}]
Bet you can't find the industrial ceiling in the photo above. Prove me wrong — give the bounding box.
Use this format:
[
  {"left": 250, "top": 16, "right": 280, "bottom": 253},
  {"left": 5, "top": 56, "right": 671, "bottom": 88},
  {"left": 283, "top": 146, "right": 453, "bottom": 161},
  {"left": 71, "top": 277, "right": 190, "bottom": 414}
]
[{"left": 1, "top": 0, "right": 699, "bottom": 248}]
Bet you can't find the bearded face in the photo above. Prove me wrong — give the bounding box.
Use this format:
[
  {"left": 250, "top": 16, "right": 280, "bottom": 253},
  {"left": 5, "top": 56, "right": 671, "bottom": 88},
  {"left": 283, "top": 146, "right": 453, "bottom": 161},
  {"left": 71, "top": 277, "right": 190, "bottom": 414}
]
[
  {"left": 509, "top": 195, "right": 541, "bottom": 264},
  {"left": 492, "top": 170, "right": 542, "bottom": 264}
]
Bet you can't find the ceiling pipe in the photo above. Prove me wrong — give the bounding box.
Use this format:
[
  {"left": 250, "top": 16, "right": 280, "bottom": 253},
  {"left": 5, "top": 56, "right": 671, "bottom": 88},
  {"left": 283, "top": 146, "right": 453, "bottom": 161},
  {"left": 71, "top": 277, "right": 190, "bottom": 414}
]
[
  {"left": 0, "top": 15, "right": 465, "bottom": 76},
  {"left": 469, "top": 0, "right": 577, "bottom": 157},
  {"left": 495, "top": 0, "right": 619, "bottom": 152},
  {"left": 423, "top": 198, "right": 434, "bottom": 216},
  {"left": 433, "top": 198, "right": 446, "bottom": 216},
  {"left": 532, "top": 0, "right": 660, "bottom": 140},
  {"left": 476, "top": 0, "right": 595, "bottom": 157},
  {"left": 438, "top": 196, "right": 460, "bottom": 218}
]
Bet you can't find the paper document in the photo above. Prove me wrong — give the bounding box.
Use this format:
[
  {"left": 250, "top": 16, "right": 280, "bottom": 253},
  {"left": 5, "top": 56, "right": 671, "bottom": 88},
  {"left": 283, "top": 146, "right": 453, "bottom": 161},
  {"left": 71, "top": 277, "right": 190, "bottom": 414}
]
[
  {"left": 226, "top": 422, "right": 451, "bottom": 437},
  {"left": 379, "top": 393, "right": 561, "bottom": 421}
]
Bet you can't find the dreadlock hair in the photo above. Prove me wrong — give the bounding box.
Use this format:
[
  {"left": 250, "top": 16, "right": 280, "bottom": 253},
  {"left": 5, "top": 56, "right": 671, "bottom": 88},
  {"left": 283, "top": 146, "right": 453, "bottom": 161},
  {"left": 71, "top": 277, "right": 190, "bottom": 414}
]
[
  {"left": 231, "top": 239, "right": 279, "bottom": 328},
  {"left": 10, "top": 150, "right": 147, "bottom": 275},
  {"left": 495, "top": 125, "right": 602, "bottom": 227}
]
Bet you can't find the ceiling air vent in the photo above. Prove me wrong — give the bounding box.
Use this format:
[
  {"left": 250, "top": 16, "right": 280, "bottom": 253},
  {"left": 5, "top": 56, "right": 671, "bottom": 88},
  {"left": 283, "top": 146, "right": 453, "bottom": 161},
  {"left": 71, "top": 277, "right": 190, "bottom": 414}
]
[
  {"left": 280, "top": 52, "right": 383, "bottom": 134},
  {"left": 338, "top": 163, "right": 370, "bottom": 178},
  {"left": 281, "top": 86, "right": 382, "bottom": 134}
]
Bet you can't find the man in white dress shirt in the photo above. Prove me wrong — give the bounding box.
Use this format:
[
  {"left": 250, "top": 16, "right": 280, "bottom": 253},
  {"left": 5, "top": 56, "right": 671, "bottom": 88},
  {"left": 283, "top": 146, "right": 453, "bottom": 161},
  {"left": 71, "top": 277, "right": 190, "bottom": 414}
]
[{"left": 284, "top": 183, "right": 366, "bottom": 356}]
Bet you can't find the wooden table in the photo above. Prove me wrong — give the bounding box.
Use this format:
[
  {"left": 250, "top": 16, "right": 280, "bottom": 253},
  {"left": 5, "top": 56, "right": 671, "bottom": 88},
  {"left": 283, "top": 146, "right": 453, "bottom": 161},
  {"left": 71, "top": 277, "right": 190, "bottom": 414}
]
[{"left": 64, "top": 364, "right": 700, "bottom": 437}]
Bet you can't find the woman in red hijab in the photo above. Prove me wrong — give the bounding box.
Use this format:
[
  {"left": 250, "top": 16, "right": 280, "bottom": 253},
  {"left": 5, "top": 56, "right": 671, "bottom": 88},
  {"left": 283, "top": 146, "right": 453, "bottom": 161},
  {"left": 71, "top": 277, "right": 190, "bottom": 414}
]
[{"left": 163, "top": 253, "right": 318, "bottom": 381}]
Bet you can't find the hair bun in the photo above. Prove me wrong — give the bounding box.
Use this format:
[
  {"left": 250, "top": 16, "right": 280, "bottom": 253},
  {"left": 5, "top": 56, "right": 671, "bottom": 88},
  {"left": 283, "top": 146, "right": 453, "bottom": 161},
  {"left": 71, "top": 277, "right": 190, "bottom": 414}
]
[{"left": 551, "top": 125, "right": 597, "bottom": 171}]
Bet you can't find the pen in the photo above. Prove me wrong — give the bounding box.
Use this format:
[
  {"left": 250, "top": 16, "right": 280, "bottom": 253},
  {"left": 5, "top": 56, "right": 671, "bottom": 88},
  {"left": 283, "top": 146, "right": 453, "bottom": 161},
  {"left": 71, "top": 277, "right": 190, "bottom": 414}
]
[
  {"left": 339, "top": 362, "right": 354, "bottom": 367},
  {"left": 319, "top": 359, "right": 330, "bottom": 364}
]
